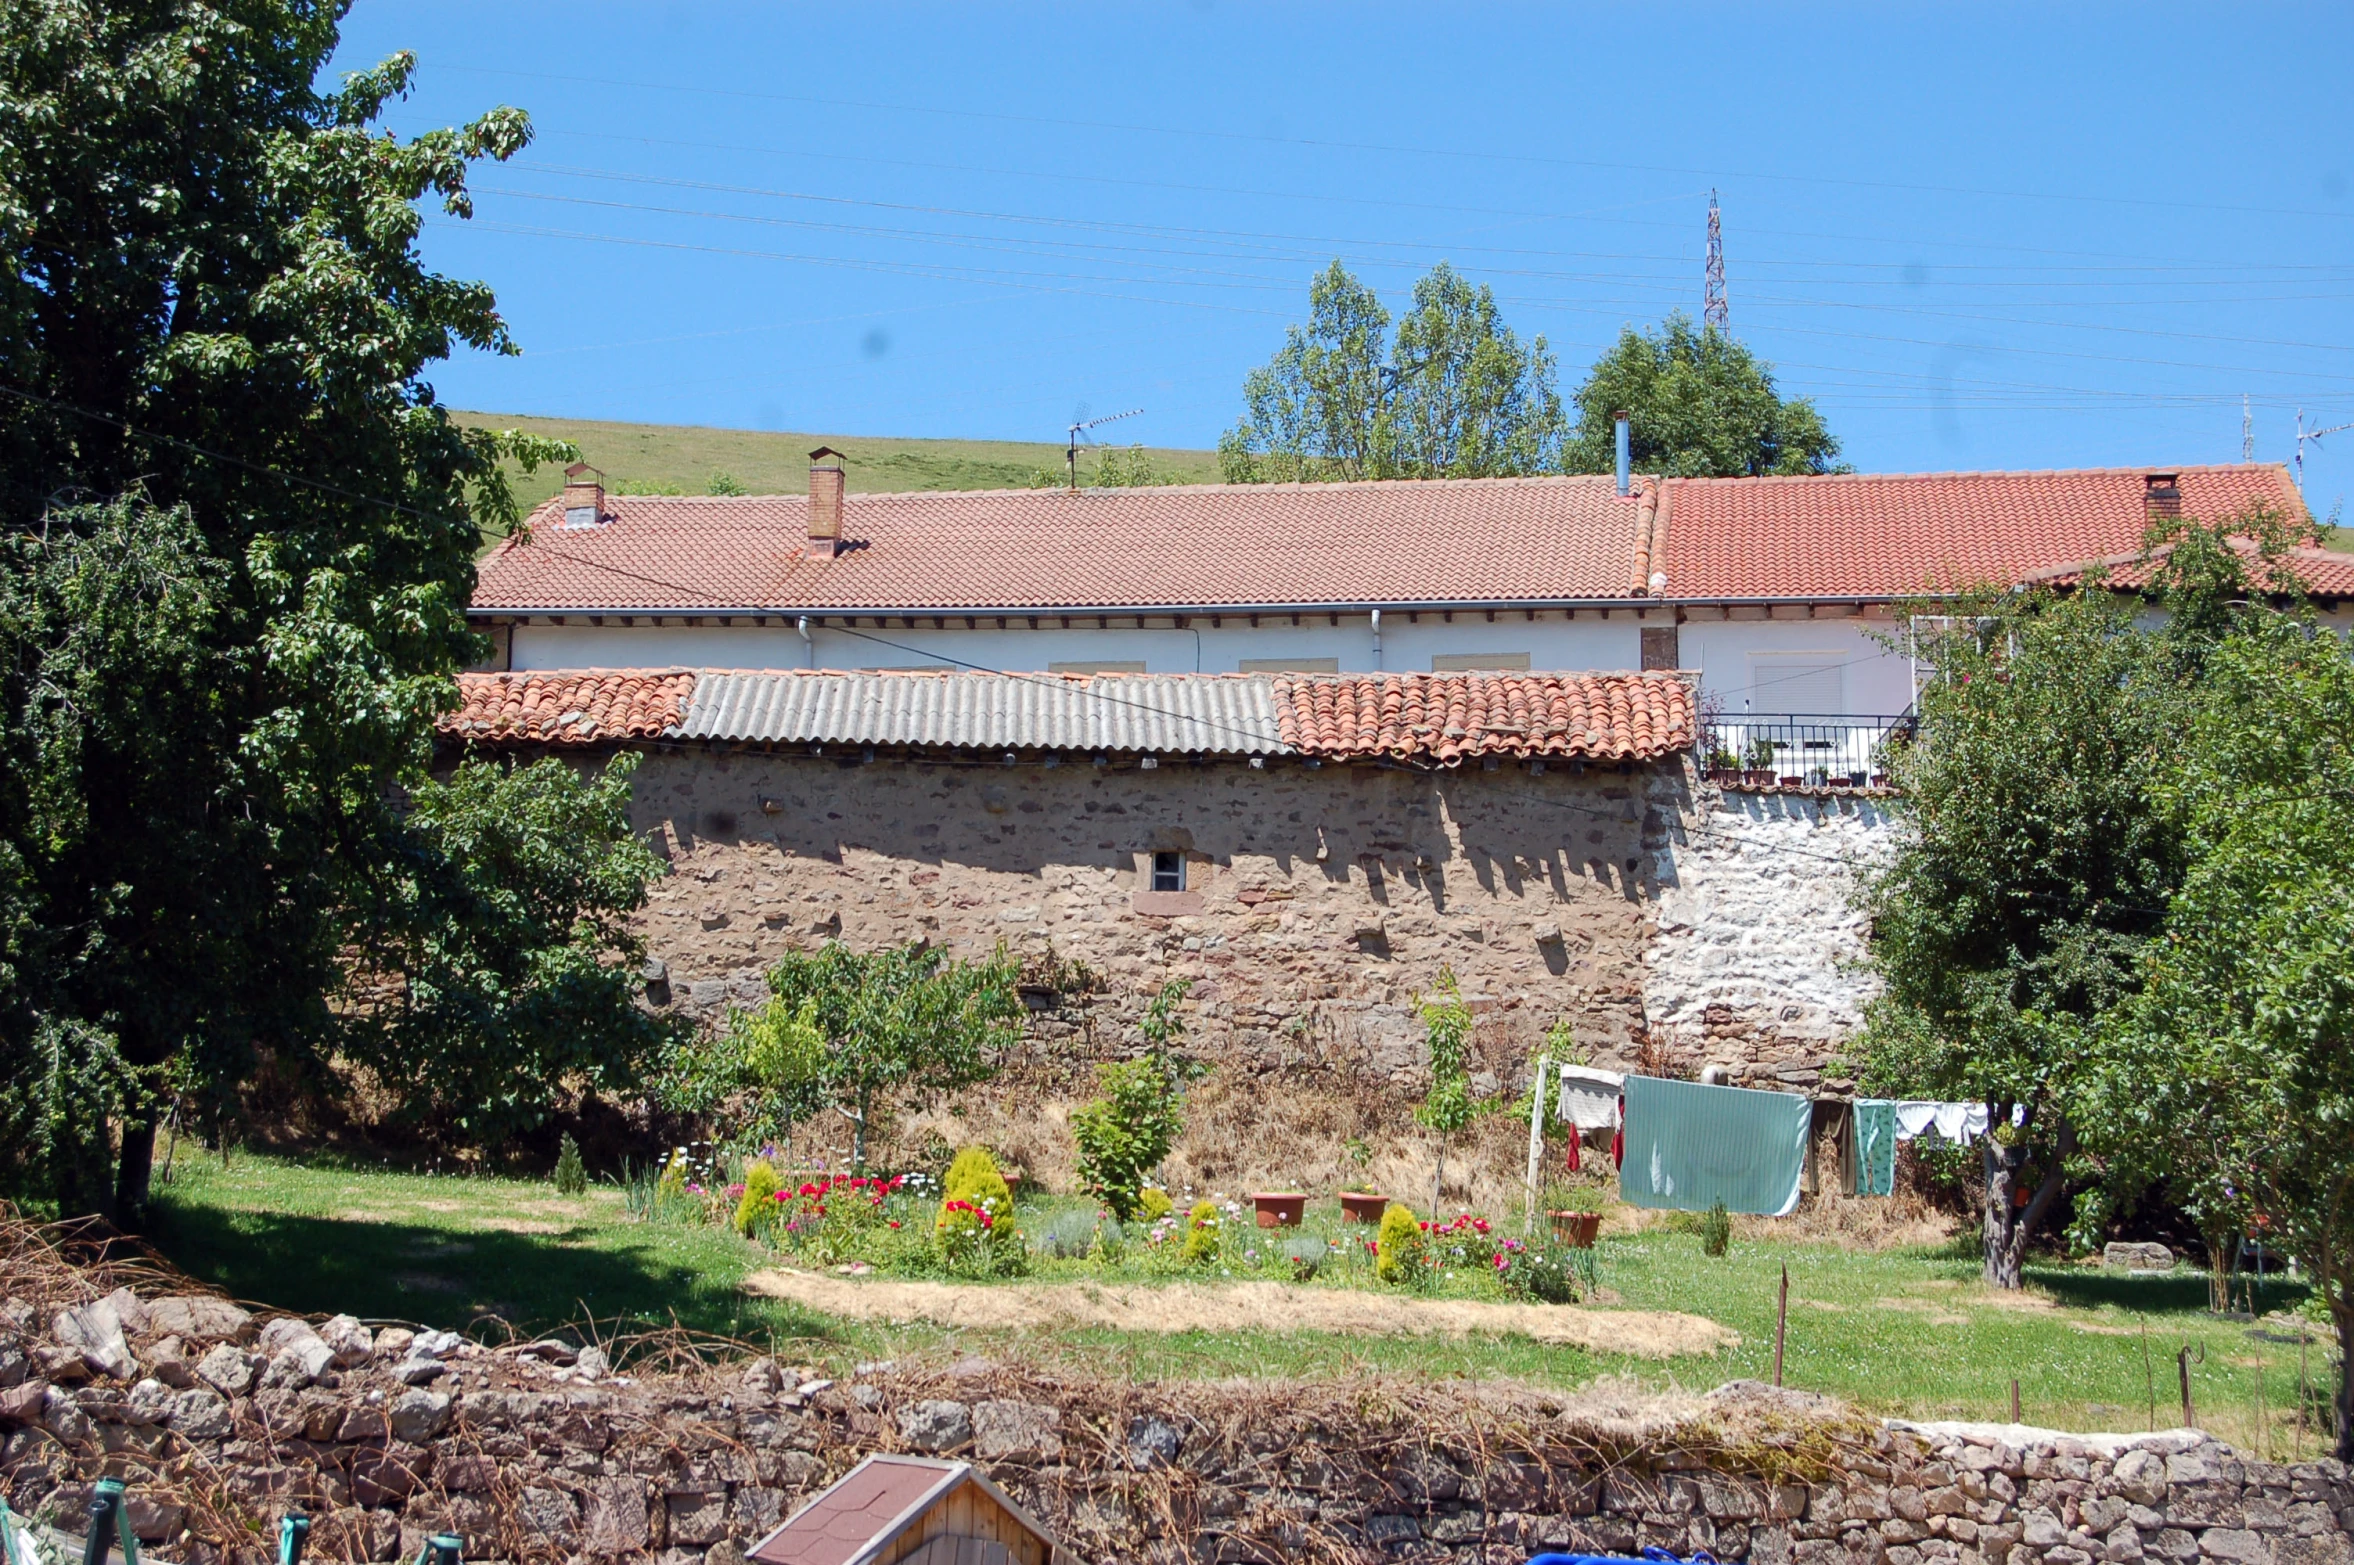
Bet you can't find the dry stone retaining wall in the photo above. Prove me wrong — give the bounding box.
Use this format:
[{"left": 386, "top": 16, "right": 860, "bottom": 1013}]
[{"left": 4, "top": 1287, "right": 2349, "bottom": 1565}]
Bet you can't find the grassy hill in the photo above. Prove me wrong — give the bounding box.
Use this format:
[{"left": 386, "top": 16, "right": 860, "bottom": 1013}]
[{"left": 456, "top": 410, "right": 1224, "bottom": 520}]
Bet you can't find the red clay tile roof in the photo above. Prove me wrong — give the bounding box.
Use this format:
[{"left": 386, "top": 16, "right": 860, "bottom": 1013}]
[
  {"left": 470, "top": 477, "right": 1644, "bottom": 612},
  {"left": 2023, "top": 537, "right": 2354, "bottom": 597},
  {"left": 435, "top": 669, "right": 1697, "bottom": 763},
  {"left": 1277, "top": 671, "right": 1693, "bottom": 764},
  {"left": 441, "top": 670, "right": 693, "bottom": 746},
  {"left": 1655, "top": 464, "right": 2304, "bottom": 600}
]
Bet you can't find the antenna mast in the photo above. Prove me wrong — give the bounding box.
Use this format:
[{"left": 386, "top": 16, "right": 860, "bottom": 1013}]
[
  {"left": 1704, "top": 190, "right": 1729, "bottom": 330},
  {"left": 1065, "top": 406, "right": 1144, "bottom": 492},
  {"left": 2243, "top": 396, "right": 2255, "bottom": 462},
  {"left": 2295, "top": 409, "right": 2354, "bottom": 493}
]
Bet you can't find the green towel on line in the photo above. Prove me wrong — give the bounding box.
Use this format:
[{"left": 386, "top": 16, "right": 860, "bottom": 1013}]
[
  {"left": 1620, "top": 1074, "right": 1812, "bottom": 1217},
  {"left": 1853, "top": 1098, "right": 1899, "bottom": 1197}
]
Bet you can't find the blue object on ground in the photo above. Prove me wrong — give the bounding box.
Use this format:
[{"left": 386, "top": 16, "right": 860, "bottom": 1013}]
[{"left": 1529, "top": 1550, "right": 1721, "bottom": 1565}]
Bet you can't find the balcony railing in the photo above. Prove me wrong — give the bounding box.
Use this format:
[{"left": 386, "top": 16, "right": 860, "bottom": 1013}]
[{"left": 1698, "top": 712, "right": 1917, "bottom": 790}]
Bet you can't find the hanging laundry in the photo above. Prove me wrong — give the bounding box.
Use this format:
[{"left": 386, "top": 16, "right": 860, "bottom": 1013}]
[
  {"left": 1619, "top": 1075, "right": 1812, "bottom": 1217},
  {"left": 1893, "top": 1101, "right": 1991, "bottom": 1144},
  {"left": 1556, "top": 1065, "right": 1627, "bottom": 1129},
  {"left": 1852, "top": 1099, "right": 1900, "bottom": 1196}
]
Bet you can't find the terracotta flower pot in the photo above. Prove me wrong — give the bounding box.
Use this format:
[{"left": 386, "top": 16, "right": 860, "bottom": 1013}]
[
  {"left": 1547, "top": 1211, "right": 1604, "bottom": 1248},
  {"left": 1338, "top": 1191, "right": 1387, "bottom": 1224},
  {"left": 1743, "top": 769, "right": 1775, "bottom": 787},
  {"left": 1779, "top": 775, "right": 1804, "bottom": 788},
  {"left": 1252, "top": 1192, "right": 1307, "bottom": 1228}
]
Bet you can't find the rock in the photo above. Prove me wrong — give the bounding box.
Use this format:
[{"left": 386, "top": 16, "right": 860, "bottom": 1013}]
[
  {"left": 348, "top": 1442, "right": 429, "bottom": 1504},
  {"left": 518, "top": 1486, "right": 581, "bottom": 1549},
  {"left": 195, "top": 1342, "right": 257, "bottom": 1396},
  {"left": 52, "top": 1296, "right": 137, "bottom": 1380},
  {"left": 574, "top": 1344, "right": 610, "bottom": 1380},
  {"left": 123, "top": 1495, "right": 183, "bottom": 1543},
  {"left": 973, "top": 1399, "right": 1063, "bottom": 1462},
  {"left": 261, "top": 1336, "right": 334, "bottom": 1389},
  {"left": 584, "top": 1476, "right": 652, "bottom": 1554},
  {"left": 392, "top": 1356, "right": 450, "bottom": 1386},
  {"left": 144, "top": 1336, "right": 195, "bottom": 1389},
  {"left": 318, "top": 1315, "right": 374, "bottom": 1367},
  {"left": 706, "top": 1542, "right": 748, "bottom": 1565},
  {"left": 388, "top": 1388, "right": 453, "bottom": 1443},
  {"left": 409, "top": 1329, "right": 465, "bottom": 1359},
  {"left": 741, "top": 1358, "right": 785, "bottom": 1393},
  {"left": 2114, "top": 1451, "right": 2169, "bottom": 1507},
  {"left": 1127, "top": 1414, "right": 1183, "bottom": 1469},
  {"left": 41, "top": 1384, "right": 93, "bottom": 1443},
  {"left": 374, "top": 1326, "right": 415, "bottom": 1359},
  {"left": 124, "top": 1377, "right": 174, "bottom": 1424},
  {"left": 2203, "top": 1532, "right": 2274, "bottom": 1565},
  {"left": 517, "top": 1339, "right": 578, "bottom": 1366},
  {"left": 168, "top": 1387, "right": 233, "bottom": 1442},
  {"left": 257, "top": 1317, "right": 321, "bottom": 1355},
  {"left": 142, "top": 1295, "right": 252, "bottom": 1344},
  {"left": 2103, "top": 1242, "right": 2176, "bottom": 1272},
  {"left": 0, "top": 1338, "right": 26, "bottom": 1390},
  {"left": 0, "top": 1379, "right": 47, "bottom": 1426},
  {"left": 896, "top": 1398, "right": 972, "bottom": 1453},
  {"left": 667, "top": 1490, "right": 729, "bottom": 1546}
]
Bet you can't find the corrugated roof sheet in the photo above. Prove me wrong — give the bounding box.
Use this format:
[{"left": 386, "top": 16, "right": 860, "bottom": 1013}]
[
  {"left": 440, "top": 668, "right": 1698, "bottom": 763},
  {"left": 678, "top": 670, "right": 1285, "bottom": 754}
]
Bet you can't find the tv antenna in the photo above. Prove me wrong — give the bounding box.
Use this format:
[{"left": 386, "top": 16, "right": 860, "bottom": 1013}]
[
  {"left": 1066, "top": 405, "right": 1143, "bottom": 491},
  {"left": 2295, "top": 408, "right": 2354, "bottom": 493},
  {"left": 1703, "top": 189, "right": 1728, "bottom": 330}
]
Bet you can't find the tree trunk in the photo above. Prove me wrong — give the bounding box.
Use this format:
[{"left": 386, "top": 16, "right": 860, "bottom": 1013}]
[
  {"left": 852, "top": 1087, "right": 869, "bottom": 1175},
  {"left": 1982, "top": 1135, "right": 2028, "bottom": 1288},
  {"left": 114, "top": 1109, "right": 157, "bottom": 1231},
  {"left": 1432, "top": 1137, "right": 1447, "bottom": 1216},
  {"left": 2336, "top": 1303, "right": 2354, "bottom": 1463}
]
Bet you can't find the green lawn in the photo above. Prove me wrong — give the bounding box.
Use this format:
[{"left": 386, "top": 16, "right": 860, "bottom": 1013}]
[
  {"left": 454, "top": 410, "right": 1223, "bottom": 522},
  {"left": 150, "top": 1154, "right": 2329, "bottom": 1456}
]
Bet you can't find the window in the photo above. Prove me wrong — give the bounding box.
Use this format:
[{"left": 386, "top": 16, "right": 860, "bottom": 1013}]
[
  {"left": 1238, "top": 657, "right": 1340, "bottom": 674},
  {"left": 1048, "top": 660, "right": 1147, "bottom": 675},
  {"left": 1640, "top": 626, "right": 1680, "bottom": 671},
  {"left": 1431, "top": 652, "right": 1531, "bottom": 672},
  {"left": 1748, "top": 654, "right": 1844, "bottom": 714},
  {"left": 1150, "top": 851, "right": 1186, "bottom": 893}
]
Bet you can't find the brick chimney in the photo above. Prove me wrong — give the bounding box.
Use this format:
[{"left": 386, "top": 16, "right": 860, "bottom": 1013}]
[
  {"left": 2144, "top": 472, "right": 2182, "bottom": 520},
  {"left": 807, "top": 446, "right": 845, "bottom": 559},
  {"left": 560, "top": 462, "right": 605, "bottom": 529}
]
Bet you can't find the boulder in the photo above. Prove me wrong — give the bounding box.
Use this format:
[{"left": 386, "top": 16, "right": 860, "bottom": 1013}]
[
  {"left": 318, "top": 1315, "right": 374, "bottom": 1367},
  {"left": 52, "top": 1296, "right": 137, "bottom": 1380},
  {"left": 387, "top": 1388, "right": 453, "bottom": 1443},
  {"left": 194, "top": 1342, "right": 257, "bottom": 1397},
  {"left": 973, "top": 1399, "right": 1063, "bottom": 1462},
  {"left": 2103, "top": 1242, "right": 2177, "bottom": 1272},
  {"left": 896, "top": 1398, "right": 972, "bottom": 1453}
]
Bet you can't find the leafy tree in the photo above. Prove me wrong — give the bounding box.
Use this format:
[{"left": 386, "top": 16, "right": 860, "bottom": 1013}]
[
  {"left": 1565, "top": 313, "right": 1843, "bottom": 477},
  {"left": 1390, "top": 264, "right": 1567, "bottom": 478},
  {"left": 763, "top": 942, "right": 1024, "bottom": 1171},
  {"left": 1856, "top": 588, "right": 2186, "bottom": 1287},
  {"left": 2103, "top": 613, "right": 2354, "bottom": 1455},
  {"left": 1220, "top": 261, "right": 1565, "bottom": 482},
  {"left": 1415, "top": 968, "right": 1478, "bottom": 1212},
  {"left": 0, "top": 4, "right": 571, "bottom": 1221},
  {"left": 1071, "top": 979, "right": 1195, "bottom": 1220},
  {"left": 339, "top": 752, "right": 681, "bottom": 1142},
  {"left": 656, "top": 992, "right": 831, "bottom": 1160}
]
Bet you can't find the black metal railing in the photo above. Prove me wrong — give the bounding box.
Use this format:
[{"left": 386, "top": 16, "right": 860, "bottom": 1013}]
[{"left": 1697, "top": 712, "right": 1917, "bottom": 788}]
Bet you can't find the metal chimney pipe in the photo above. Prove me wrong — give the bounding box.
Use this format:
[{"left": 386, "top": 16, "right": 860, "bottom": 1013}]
[{"left": 1614, "top": 412, "right": 1632, "bottom": 497}]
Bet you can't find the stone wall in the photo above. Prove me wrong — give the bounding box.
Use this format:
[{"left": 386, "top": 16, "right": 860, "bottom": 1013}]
[
  {"left": 630, "top": 750, "right": 1683, "bottom": 1073},
  {"left": 6, "top": 1286, "right": 2348, "bottom": 1565},
  {"left": 1644, "top": 790, "right": 1897, "bottom": 1091}
]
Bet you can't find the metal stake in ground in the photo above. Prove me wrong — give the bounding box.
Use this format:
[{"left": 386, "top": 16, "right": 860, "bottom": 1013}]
[
  {"left": 1774, "top": 1262, "right": 1790, "bottom": 1386},
  {"left": 2178, "top": 1342, "right": 2203, "bottom": 1429},
  {"left": 2010, "top": 1378, "right": 2021, "bottom": 1423}
]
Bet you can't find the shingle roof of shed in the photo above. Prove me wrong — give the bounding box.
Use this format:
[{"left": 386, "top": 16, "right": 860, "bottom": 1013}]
[{"left": 440, "top": 669, "right": 1697, "bottom": 764}]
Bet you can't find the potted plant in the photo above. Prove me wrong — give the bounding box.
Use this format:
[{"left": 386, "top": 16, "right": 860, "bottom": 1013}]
[
  {"left": 1251, "top": 1191, "right": 1308, "bottom": 1228},
  {"left": 1742, "top": 735, "right": 1778, "bottom": 787},
  {"left": 1544, "top": 1183, "right": 1607, "bottom": 1248},
  {"left": 1338, "top": 1190, "right": 1387, "bottom": 1224},
  {"left": 1705, "top": 746, "right": 1740, "bottom": 785}
]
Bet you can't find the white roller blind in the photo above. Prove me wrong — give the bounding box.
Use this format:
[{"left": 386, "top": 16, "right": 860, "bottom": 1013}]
[{"left": 1749, "top": 655, "right": 1843, "bottom": 714}]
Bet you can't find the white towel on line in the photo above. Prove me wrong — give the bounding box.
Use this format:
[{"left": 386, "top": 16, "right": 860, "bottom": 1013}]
[{"left": 1556, "top": 1064, "right": 1627, "bottom": 1129}]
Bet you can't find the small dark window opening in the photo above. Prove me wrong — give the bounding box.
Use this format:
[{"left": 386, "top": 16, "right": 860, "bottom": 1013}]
[{"left": 1151, "top": 851, "right": 1186, "bottom": 892}]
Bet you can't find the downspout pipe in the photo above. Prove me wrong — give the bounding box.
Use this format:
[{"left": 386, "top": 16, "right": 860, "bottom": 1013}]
[
  {"left": 1370, "top": 607, "right": 1383, "bottom": 671},
  {"left": 797, "top": 615, "right": 813, "bottom": 670}
]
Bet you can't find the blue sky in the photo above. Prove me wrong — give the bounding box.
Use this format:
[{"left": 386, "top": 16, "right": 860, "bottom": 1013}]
[{"left": 340, "top": 4, "right": 2354, "bottom": 510}]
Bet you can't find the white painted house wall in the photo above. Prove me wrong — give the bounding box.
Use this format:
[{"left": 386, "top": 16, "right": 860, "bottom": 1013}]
[{"left": 503, "top": 610, "right": 1927, "bottom": 718}]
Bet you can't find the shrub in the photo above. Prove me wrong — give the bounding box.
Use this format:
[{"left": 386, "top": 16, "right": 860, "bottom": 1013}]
[
  {"left": 1502, "top": 1240, "right": 1581, "bottom": 1304},
  {"left": 1700, "top": 1200, "right": 1733, "bottom": 1257},
  {"left": 1181, "top": 1199, "right": 1222, "bottom": 1265},
  {"left": 1072, "top": 1057, "right": 1184, "bottom": 1222},
  {"left": 1135, "top": 1186, "right": 1174, "bottom": 1223},
  {"left": 735, "top": 1159, "right": 783, "bottom": 1237},
  {"left": 1034, "top": 1208, "right": 1106, "bottom": 1260},
  {"left": 1278, "top": 1233, "right": 1328, "bottom": 1281},
  {"left": 656, "top": 1147, "right": 689, "bottom": 1198},
  {"left": 1376, "top": 1203, "right": 1427, "bottom": 1285},
  {"left": 935, "top": 1146, "right": 1020, "bottom": 1272},
  {"left": 553, "top": 1134, "right": 587, "bottom": 1196}
]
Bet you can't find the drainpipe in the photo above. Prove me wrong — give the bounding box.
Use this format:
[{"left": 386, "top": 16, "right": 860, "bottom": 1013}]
[
  {"left": 797, "top": 615, "right": 813, "bottom": 670},
  {"left": 1614, "top": 411, "right": 1632, "bottom": 497},
  {"left": 1370, "top": 607, "right": 1383, "bottom": 671}
]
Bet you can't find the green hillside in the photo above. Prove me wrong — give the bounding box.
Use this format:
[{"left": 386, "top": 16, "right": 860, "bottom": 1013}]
[{"left": 456, "top": 411, "right": 1224, "bottom": 521}]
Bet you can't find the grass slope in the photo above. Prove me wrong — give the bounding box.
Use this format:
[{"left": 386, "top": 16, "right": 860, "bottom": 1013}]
[
  {"left": 150, "top": 1154, "right": 2328, "bottom": 1455},
  {"left": 456, "top": 411, "right": 1224, "bottom": 516}
]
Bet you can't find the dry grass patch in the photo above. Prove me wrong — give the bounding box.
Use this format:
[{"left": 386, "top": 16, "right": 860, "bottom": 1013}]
[{"left": 743, "top": 1269, "right": 1737, "bottom": 1358}]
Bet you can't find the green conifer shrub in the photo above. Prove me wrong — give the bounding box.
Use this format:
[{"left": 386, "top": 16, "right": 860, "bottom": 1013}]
[
  {"left": 552, "top": 1134, "right": 587, "bottom": 1196},
  {"left": 1376, "top": 1203, "right": 1428, "bottom": 1285},
  {"left": 735, "top": 1159, "right": 783, "bottom": 1237}
]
